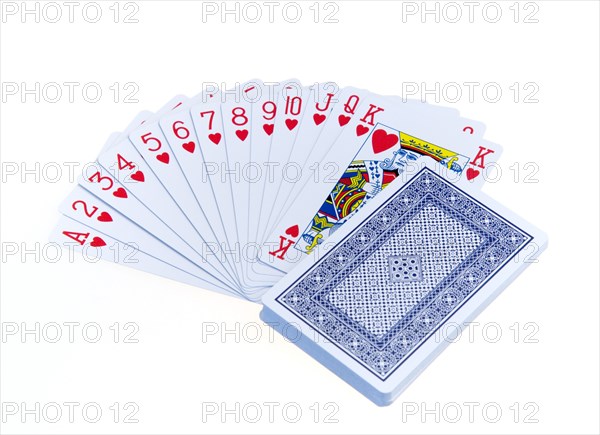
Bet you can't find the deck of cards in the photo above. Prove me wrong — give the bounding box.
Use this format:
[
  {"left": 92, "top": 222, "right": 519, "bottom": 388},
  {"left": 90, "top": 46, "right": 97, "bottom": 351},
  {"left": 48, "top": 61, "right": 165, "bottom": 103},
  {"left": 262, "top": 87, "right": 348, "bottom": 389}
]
[{"left": 52, "top": 79, "right": 547, "bottom": 406}]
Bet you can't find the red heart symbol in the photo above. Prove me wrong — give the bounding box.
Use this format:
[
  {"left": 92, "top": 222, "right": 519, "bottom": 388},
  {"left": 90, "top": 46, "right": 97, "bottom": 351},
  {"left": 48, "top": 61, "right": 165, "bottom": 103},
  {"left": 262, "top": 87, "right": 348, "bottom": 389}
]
[
  {"left": 356, "top": 124, "right": 369, "bottom": 136},
  {"left": 90, "top": 236, "right": 106, "bottom": 247},
  {"left": 285, "top": 119, "right": 298, "bottom": 130},
  {"left": 371, "top": 129, "right": 399, "bottom": 154},
  {"left": 285, "top": 225, "right": 299, "bottom": 238},
  {"left": 338, "top": 115, "right": 351, "bottom": 126},
  {"left": 263, "top": 124, "right": 274, "bottom": 136},
  {"left": 113, "top": 187, "right": 127, "bottom": 198},
  {"left": 130, "top": 170, "right": 145, "bottom": 182},
  {"left": 156, "top": 152, "right": 170, "bottom": 164},
  {"left": 97, "top": 211, "right": 113, "bottom": 222},
  {"left": 208, "top": 133, "right": 221, "bottom": 145},
  {"left": 236, "top": 129, "right": 249, "bottom": 141},
  {"left": 182, "top": 141, "right": 195, "bottom": 153},
  {"left": 466, "top": 167, "right": 480, "bottom": 180},
  {"left": 313, "top": 113, "right": 326, "bottom": 125}
]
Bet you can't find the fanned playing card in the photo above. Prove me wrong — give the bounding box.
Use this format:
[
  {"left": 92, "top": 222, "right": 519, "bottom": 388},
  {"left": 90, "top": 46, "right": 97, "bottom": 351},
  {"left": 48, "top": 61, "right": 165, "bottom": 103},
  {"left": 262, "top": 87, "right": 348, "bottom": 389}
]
[
  {"left": 51, "top": 81, "right": 546, "bottom": 403},
  {"left": 261, "top": 157, "right": 546, "bottom": 405}
]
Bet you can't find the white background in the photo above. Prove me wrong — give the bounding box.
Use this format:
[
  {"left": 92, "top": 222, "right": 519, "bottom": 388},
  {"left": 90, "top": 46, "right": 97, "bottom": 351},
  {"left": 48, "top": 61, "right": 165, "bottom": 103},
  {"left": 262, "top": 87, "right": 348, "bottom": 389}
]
[{"left": 1, "top": 1, "right": 599, "bottom": 434}]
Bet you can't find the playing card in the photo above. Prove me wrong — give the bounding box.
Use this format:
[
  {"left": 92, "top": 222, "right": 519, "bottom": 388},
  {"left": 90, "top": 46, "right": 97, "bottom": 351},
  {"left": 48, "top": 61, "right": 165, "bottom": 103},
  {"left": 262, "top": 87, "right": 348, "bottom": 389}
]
[
  {"left": 219, "top": 80, "right": 267, "bottom": 290},
  {"left": 246, "top": 82, "right": 279, "bottom": 247},
  {"left": 287, "top": 121, "right": 494, "bottom": 255},
  {"left": 261, "top": 157, "right": 547, "bottom": 405},
  {"left": 187, "top": 90, "right": 237, "bottom": 274}
]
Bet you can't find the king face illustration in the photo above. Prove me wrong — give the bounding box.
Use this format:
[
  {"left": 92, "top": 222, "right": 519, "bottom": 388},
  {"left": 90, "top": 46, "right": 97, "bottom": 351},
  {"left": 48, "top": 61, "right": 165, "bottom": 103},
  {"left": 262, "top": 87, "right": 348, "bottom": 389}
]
[{"left": 296, "top": 129, "right": 470, "bottom": 254}]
